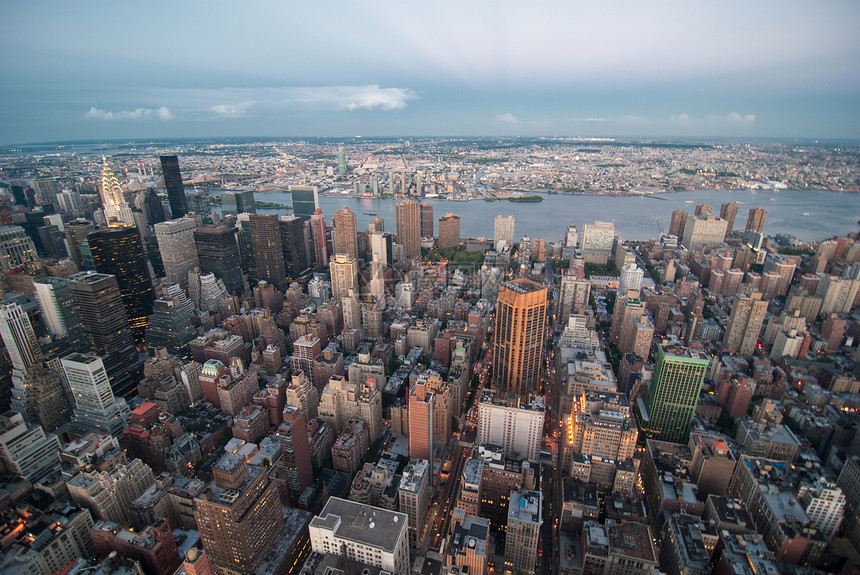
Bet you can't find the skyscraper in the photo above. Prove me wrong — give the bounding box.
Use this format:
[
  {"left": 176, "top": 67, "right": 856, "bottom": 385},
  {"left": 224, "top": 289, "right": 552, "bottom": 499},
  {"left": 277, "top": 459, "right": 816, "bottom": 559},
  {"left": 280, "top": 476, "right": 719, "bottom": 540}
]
[
  {"left": 194, "top": 453, "right": 283, "bottom": 574},
  {"left": 722, "top": 291, "right": 768, "bottom": 359},
  {"left": 310, "top": 208, "right": 328, "bottom": 266},
  {"left": 745, "top": 207, "right": 767, "bottom": 233},
  {"left": 61, "top": 353, "right": 130, "bottom": 436},
  {"left": 290, "top": 185, "right": 319, "bottom": 221},
  {"left": 337, "top": 147, "right": 347, "bottom": 175},
  {"left": 145, "top": 297, "right": 196, "bottom": 357},
  {"left": 504, "top": 490, "right": 542, "bottom": 574},
  {"left": 33, "top": 277, "right": 88, "bottom": 353},
  {"left": 142, "top": 189, "right": 166, "bottom": 226},
  {"left": 68, "top": 271, "right": 141, "bottom": 398},
  {"left": 638, "top": 342, "right": 709, "bottom": 443},
  {"left": 279, "top": 215, "right": 309, "bottom": 278},
  {"left": 277, "top": 406, "right": 314, "bottom": 504},
  {"left": 408, "top": 378, "right": 434, "bottom": 461},
  {"left": 438, "top": 213, "right": 460, "bottom": 249},
  {"left": 493, "top": 279, "right": 547, "bottom": 396},
  {"left": 193, "top": 225, "right": 244, "bottom": 294},
  {"left": 580, "top": 220, "right": 615, "bottom": 264},
  {"left": 494, "top": 214, "right": 515, "bottom": 250},
  {"left": 0, "top": 225, "right": 37, "bottom": 271},
  {"left": 420, "top": 202, "right": 434, "bottom": 238},
  {"left": 159, "top": 155, "right": 187, "bottom": 218},
  {"left": 220, "top": 190, "right": 256, "bottom": 215},
  {"left": 330, "top": 254, "right": 359, "bottom": 304},
  {"left": 248, "top": 214, "right": 287, "bottom": 287},
  {"left": 100, "top": 158, "right": 135, "bottom": 227},
  {"left": 64, "top": 219, "right": 95, "bottom": 268},
  {"left": 396, "top": 199, "right": 420, "bottom": 259},
  {"left": 87, "top": 227, "right": 155, "bottom": 342},
  {"left": 720, "top": 202, "right": 739, "bottom": 232},
  {"left": 154, "top": 218, "right": 199, "bottom": 290},
  {"left": 333, "top": 207, "right": 359, "bottom": 260}
]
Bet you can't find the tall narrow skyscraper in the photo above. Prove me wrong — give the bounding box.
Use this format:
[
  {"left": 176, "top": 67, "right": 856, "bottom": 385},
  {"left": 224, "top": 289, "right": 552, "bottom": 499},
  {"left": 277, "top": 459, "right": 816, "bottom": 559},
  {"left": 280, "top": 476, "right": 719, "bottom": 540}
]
[
  {"left": 87, "top": 227, "right": 155, "bottom": 342},
  {"left": 396, "top": 199, "right": 420, "bottom": 259},
  {"left": 638, "top": 342, "right": 709, "bottom": 443},
  {"left": 333, "top": 207, "right": 359, "bottom": 260},
  {"left": 438, "top": 213, "right": 460, "bottom": 249},
  {"left": 310, "top": 208, "right": 328, "bottom": 266},
  {"left": 100, "top": 158, "right": 135, "bottom": 227},
  {"left": 160, "top": 155, "right": 187, "bottom": 218},
  {"left": 408, "top": 379, "right": 434, "bottom": 461},
  {"left": 330, "top": 254, "right": 359, "bottom": 303},
  {"left": 493, "top": 279, "right": 547, "bottom": 396},
  {"left": 720, "top": 202, "right": 739, "bottom": 232},
  {"left": 745, "top": 207, "right": 767, "bottom": 233},
  {"left": 420, "top": 202, "right": 434, "bottom": 238},
  {"left": 61, "top": 353, "right": 130, "bottom": 436},
  {"left": 33, "top": 277, "right": 88, "bottom": 353},
  {"left": 494, "top": 214, "right": 515, "bottom": 250},
  {"left": 278, "top": 406, "right": 314, "bottom": 504},
  {"left": 279, "top": 215, "right": 309, "bottom": 278},
  {"left": 722, "top": 291, "right": 768, "bottom": 359},
  {"left": 154, "top": 217, "right": 199, "bottom": 290},
  {"left": 247, "top": 214, "right": 287, "bottom": 287},
  {"left": 68, "top": 271, "right": 141, "bottom": 398}
]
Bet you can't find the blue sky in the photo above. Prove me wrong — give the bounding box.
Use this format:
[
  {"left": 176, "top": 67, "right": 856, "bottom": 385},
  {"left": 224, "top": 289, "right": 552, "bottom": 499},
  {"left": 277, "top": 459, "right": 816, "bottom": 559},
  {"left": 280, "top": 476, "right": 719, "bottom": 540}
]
[{"left": 2, "top": 1, "right": 859, "bottom": 143}]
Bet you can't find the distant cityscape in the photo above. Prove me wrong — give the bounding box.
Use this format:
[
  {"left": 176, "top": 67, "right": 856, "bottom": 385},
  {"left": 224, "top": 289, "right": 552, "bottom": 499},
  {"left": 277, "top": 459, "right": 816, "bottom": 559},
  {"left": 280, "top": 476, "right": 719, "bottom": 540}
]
[{"left": 0, "top": 138, "right": 860, "bottom": 575}]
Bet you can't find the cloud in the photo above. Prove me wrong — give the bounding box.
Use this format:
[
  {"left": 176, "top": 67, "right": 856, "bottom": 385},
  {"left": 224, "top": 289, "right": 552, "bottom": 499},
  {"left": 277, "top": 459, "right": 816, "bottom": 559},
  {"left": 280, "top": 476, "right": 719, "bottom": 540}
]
[
  {"left": 284, "top": 85, "right": 417, "bottom": 111},
  {"left": 496, "top": 113, "right": 518, "bottom": 124},
  {"left": 209, "top": 102, "right": 255, "bottom": 118},
  {"left": 85, "top": 106, "right": 172, "bottom": 121}
]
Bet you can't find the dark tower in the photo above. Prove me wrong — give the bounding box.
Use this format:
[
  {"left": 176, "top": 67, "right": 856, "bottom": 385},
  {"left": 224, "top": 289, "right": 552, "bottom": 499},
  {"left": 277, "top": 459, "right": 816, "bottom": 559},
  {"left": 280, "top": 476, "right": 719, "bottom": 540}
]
[
  {"left": 194, "top": 225, "right": 244, "bottom": 294},
  {"left": 279, "top": 215, "right": 309, "bottom": 279},
  {"left": 87, "top": 227, "right": 155, "bottom": 342},
  {"left": 160, "top": 155, "right": 187, "bottom": 218},
  {"left": 143, "top": 189, "right": 166, "bottom": 226}
]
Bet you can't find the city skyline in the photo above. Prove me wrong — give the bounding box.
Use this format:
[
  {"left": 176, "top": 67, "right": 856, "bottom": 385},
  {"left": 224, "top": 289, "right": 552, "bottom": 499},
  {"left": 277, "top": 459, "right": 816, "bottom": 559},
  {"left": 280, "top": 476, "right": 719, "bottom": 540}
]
[{"left": 2, "top": 1, "right": 860, "bottom": 144}]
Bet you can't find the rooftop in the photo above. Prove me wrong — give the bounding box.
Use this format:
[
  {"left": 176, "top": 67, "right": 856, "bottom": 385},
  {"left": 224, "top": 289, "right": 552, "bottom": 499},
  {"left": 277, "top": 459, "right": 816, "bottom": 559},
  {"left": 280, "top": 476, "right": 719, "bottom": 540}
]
[{"left": 309, "top": 497, "right": 407, "bottom": 552}]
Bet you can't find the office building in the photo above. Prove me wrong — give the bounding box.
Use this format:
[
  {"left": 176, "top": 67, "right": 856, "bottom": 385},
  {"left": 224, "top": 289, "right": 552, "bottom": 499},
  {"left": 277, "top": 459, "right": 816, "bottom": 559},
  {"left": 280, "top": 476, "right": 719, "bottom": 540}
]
[
  {"left": 396, "top": 199, "right": 421, "bottom": 259},
  {"left": 34, "top": 277, "right": 88, "bottom": 351},
  {"left": 65, "top": 219, "right": 96, "bottom": 268},
  {"left": 494, "top": 214, "right": 515, "bottom": 250},
  {"left": 62, "top": 353, "right": 131, "bottom": 437},
  {"left": 419, "top": 202, "right": 434, "bottom": 238},
  {"left": 445, "top": 510, "right": 490, "bottom": 575},
  {"left": 193, "top": 225, "right": 244, "bottom": 294},
  {"left": 438, "top": 212, "right": 460, "bottom": 249},
  {"left": 246, "top": 213, "right": 287, "bottom": 287},
  {"left": 337, "top": 147, "right": 347, "bottom": 174},
  {"left": 745, "top": 207, "right": 767, "bottom": 233},
  {"left": 194, "top": 453, "right": 283, "bottom": 574},
  {"left": 160, "top": 155, "right": 187, "bottom": 218},
  {"left": 0, "top": 225, "right": 37, "bottom": 271},
  {"left": 318, "top": 375, "right": 382, "bottom": 441},
  {"left": 682, "top": 212, "right": 729, "bottom": 250},
  {"left": 638, "top": 343, "right": 709, "bottom": 443},
  {"left": 333, "top": 207, "right": 359, "bottom": 260},
  {"left": 310, "top": 208, "right": 328, "bottom": 266},
  {"left": 220, "top": 190, "right": 256, "bottom": 215},
  {"left": 504, "top": 490, "right": 542, "bottom": 574},
  {"left": 332, "top": 418, "right": 369, "bottom": 475},
  {"left": 0, "top": 410, "right": 61, "bottom": 481},
  {"left": 145, "top": 297, "right": 196, "bottom": 357},
  {"left": 309, "top": 497, "right": 410, "bottom": 575},
  {"left": 720, "top": 202, "right": 739, "bottom": 232},
  {"left": 280, "top": 214, "right": 309, "bottom": 277},
  {"left": 722, "top": 291, "right": 768, "bottom": 359},
  {"left": 278, "top": 406, "right": 314, "bottom": 504},
  {"left": 408, "top": 377, "right": 435, "bottom": 461},
  {"left": 837, "top": 456, "right": 860, "bottom": 552},
  {"left": 87, "top": 226, "right": 155, "bottom": 342},
  {"left": 493, "top": 279, "right": 547, "bottom": 396},
  {"left": 154, "top": 217, "right": 199, "bottom": 290},
  {"left": 90, "top": 519, "right": 181, "bottom": 575},
  {"left": 580, "top": 220, "right": 615, "bottom": 264},
  {"left": 290, "top": 185, "right": 319, "bottom": 221},
  {"left": 99, "top": 158, "right": 135, "bottom": 226},
  {"left": 68, "top": 271, "right": 142, "bottom": 398},
  {"left": 476, "top": 391, "right": 545, "bottom": 463},
  {"left": 67, "top": 458, "right": 155, "bottom": 525},
  {"left": 142, "top": 188, "right": 166, "bottom": 226},
  {"left": 669, "top": 210, "right": 688, "bottom": 240}
]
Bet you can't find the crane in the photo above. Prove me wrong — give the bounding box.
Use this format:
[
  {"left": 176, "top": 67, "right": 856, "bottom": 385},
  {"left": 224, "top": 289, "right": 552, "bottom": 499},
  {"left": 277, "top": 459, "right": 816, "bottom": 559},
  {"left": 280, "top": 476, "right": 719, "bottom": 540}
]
[{"left": 654, "top": 214, "right": 663, "bottom": 236}]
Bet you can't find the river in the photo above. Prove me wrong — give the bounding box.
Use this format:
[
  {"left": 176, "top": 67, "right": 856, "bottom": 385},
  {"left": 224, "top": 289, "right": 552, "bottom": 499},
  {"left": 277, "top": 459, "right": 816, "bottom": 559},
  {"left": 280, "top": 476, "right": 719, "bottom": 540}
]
[{"left": 211, "top": 189, "right": 860, "bottom": 244}]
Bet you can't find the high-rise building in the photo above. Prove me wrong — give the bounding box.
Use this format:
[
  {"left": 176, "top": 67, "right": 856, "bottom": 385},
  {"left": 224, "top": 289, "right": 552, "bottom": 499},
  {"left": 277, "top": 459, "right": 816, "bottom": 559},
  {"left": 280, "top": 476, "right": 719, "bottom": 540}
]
[
  {"left": 194, "top": 453, "right": 283, "bottom": 574},
  {"left": 420, "top": 202, "right": 434, "bottom": 238},
  {"left": 682, "top": 212, "right": 730, "bottom": 250},
  {"left": 310, "top": 208, "right": 328, "bottom": 266},
  {"left": 720, "top": 202, "right": 739, "bottom": 232},
  {"left": 476, "top": 391, "right": 545, "bottom": 463},
  {"left": 145, "top": 297, "right": 196, "bottom": 357},
  {"left": 220, "top": 190, "right": 256, "bottom": 215},
  {"left": 67, "top": 458, "right": 155, "bottom": 525},
  {"left": 668, "top": 210, "right": 688, "bottom": 240},
  {"left": 581, "top": 220, "right": 615, "bottom": 264},
  {"left": 87, "top": 226, "right": 155, "bottom": 342},
  {"left": 248, "top": 214, "right": 287, "bottom": 287},
  {"left": 337, "top": 147, "right": 347, "bottom": 175},
  {"left": 290, "top": 185, "right": 319, "bottom": 221},
  {"left": 277, "top": 406, "right": 314, "bottom": 504},
  {"left": 65, "top": 219, "right": 96, "bottom": 268},
  {"left": 333, "top": 207, "right": 359, "bottom": 260},
  {"left": 142, "top": 189, "right": 166, "bottom": 226},
  {"left": 398, "top": 458, "right": 431, "bottom": 547},
  {"left": 309, "top": 497, "right": 410, "bottom": 575},
  {"left": 438, "top": 213, "right": 460, "bottom": 249},
  {"left": 279, "top": 215, "right": 309, "bottom": 278},
  {"left": 396, "top": 199, "right": 421, "bottom": 259},
  {"left": 99, "top": 158, "right": 135, "bottom": 227},
  {"left": 154, "top": 218, "right": 199, "bottom": 290},
  {"left": 0, "top": 300, "right": 44, "bottom": 373},
  {"left": 370, "top": 231, "right": 393, "bottom": 267},
  {"left": 408, "top": 378, "right": 434, "bottom": 461},
  {"left": 504, "top": 490, "right": 542, "bottom": 574},
  {"left": 330, "top": 254, "right": 359, "bottom": 303},
  {"left": 493, "top": 279, "right": 547, "bottom": 396},
  {"left": 33, "top": 277, "right": 88, "bottom": 351},
  {"left": 494, "top": 214, "right": 515, "bottom": 250},
  {"left": 0, "top": 411, "right": 61, "bottom": 481},
  {"left": 68, "top": 271, "right": 141, "bottom": 398},
  {"left": 61, "top": 353, "right": 131, "bottom": 436},
  {"left": 0, "top": 225, "right": 37, "bottom": 271},
  {"left": 160, "top": 155, "right": 187, "bottom": 218},
  {"left": 745, "top": 207, "right": 767, "bottom": 234},
  {"left": 638, "top": 342, "right": 710, "bottom": 443},
  {"left": 722, "top": 292, "right": 768, "bottom": 359},
  {"left": 193, "top": 225, "right": 244, "bottom": 294}
]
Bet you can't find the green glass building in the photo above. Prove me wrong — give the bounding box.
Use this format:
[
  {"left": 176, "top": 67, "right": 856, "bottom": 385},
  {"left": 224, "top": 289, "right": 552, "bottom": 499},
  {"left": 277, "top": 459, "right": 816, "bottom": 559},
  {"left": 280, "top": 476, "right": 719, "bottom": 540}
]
[{"left": 637, "top": 343, "right": 710, "bottom": 443}]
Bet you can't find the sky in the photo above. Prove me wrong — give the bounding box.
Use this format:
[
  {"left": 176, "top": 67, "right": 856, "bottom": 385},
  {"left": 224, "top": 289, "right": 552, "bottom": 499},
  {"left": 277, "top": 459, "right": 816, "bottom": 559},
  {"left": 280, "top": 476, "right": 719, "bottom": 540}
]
[{"left": 2, "top": 1, "right": 859, "bottom": 144}]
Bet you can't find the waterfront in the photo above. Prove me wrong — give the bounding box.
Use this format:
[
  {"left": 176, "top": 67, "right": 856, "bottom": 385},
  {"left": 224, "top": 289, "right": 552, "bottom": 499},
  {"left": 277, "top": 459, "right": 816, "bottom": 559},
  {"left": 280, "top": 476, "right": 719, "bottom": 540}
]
[{"left": 212, "top": 189, "right": 860, "bottom": 244}]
